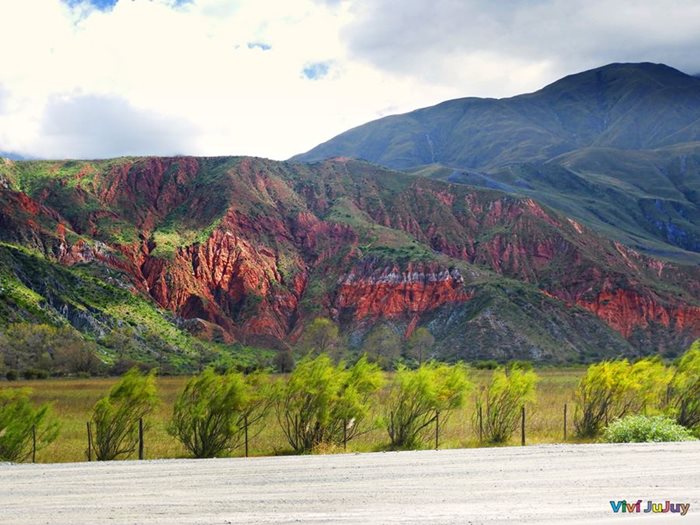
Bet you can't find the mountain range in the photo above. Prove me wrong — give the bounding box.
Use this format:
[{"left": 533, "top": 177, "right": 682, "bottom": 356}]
[
  {"left": 2, "top": 62, "right": 700, "bottom": 371},
  {"left": 295, "top": 63, "right": 700, "bottom": 264}
]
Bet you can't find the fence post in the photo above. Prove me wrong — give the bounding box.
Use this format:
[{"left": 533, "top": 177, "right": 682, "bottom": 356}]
[
  {"left": 32, "top": 425, "right": 36, "bottom": 463},
  {"left": 478, "top": 405, "right": 483, "bottom": 444},
  {"left": 138, "top": 418, "right": 144, "bottom": 460},
  {"left": 343, "top": 418, "right": 347, "bottom": 452},
  {"left": 521, "top": 406, "right": 526, "bottom": 446},
  {"left": 244, "top": 414, "right": 249, "bottom": 458},
  {"left": 563, "top": 403, "right": 567, "bottom": 441},
  {"left": 86, "top": 422, "right": 92, "bottom": 462},
  {"left": 435, "top": 410, "right": 440, "bottom": 450}
]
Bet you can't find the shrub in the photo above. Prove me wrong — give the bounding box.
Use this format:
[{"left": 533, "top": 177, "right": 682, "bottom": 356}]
[
  {"left": 22, "top": 369, "right": 39, "bottom": 380},
  {"left": 110, "top": 358, "right": 150, "bottom": 376},
  {"left": 0, "top": 323, "right": 102, "bottom": 377},
  {"left": 0, "top": 388, "right": 59, "bottom": 462},
  {"left": 362, "top": 325, "right": 401, "bottom": 370},
  {"left": 574, "top": 358, "right": 670, "bottom": 438},
  {"left": 667, "top": 343, "right": 700, "bottom": 432},
  {"left": 296, "top": 318, "right": 343, "bottom": 359},
  {"left": 274, "top": 349, "right": 295, "bottom": 373},
  {"left": 472, "top": 360, "right": 499, "bottom": 370},
  {"left": 478, "top": 366, "right": 538, "bottom": 443},
  {"left": 404, "top": 327, "right": 435, "bottom": 366},
  {"left": 275, "top": 354, "right": 383, "bottom": 453},
  {"left": 168, "top": 369, "right": 272, "bottom": 458},
  {"left": 629, "top": 357, "right": 672, "bottom": 411},
  {"left": 5, "top": 370, "right": 18, "bottom": 381},
  {"left": 53, "top": 340, "right": 102, "bottom": 376},
  {"left": 506, "top": 360, "right": 533, "bottom": 372},
  {"left": 90, "top": 368, "right": 158, "bottom": 461},
  {"left": 603, "top": 415, "right": 696, "bottom": 443},
  {"left": 386, "top": 362, "right": 472, "bottom": 449},
  {"left": 169, "top": 369, "right": 245, "bottom": 458},
  {"left": 238, "top": 370, "right": 275, "bottom": 442}
]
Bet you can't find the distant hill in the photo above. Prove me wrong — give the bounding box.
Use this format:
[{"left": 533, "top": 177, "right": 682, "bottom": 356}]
[
  {"left": 294, "top": 63, "right": 700, "bottom": 262},
  {"left": 1, "top": 152, "right": 25, "bottom": 161}
]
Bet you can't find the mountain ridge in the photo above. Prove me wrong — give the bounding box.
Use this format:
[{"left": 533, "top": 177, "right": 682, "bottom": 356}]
[{"left": 293, "top": 62, "right": 700, "bottom": 263}]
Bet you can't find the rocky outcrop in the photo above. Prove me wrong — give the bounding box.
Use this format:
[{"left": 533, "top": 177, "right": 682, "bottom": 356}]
[
  {"left": 94, "top": 157, "right": 201, "bottom": 231},
  {"left": 575, "top": 288, "right": 700, "bottom": 338},
  {"left": 141, "top": 227, "right": 304, "bottom": 341},
  {"left": 336, "top": 262, "right": 471, "bottom": 321}
]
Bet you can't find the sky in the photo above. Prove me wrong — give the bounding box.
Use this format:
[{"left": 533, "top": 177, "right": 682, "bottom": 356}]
[{"left": 1, "top": 0, "right": 700, "bottom": 160}]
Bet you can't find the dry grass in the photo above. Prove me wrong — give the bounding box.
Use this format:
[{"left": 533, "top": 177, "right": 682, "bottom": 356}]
[{"left": 8, "top": 368, "right": 586, "bottom": 463}]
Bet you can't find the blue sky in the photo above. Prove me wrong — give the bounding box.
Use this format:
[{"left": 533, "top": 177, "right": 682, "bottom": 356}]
[
  {"left": 65, "top": 0, "right": 118, "bottom": 9},
  {"left": 2, "top": 0, "right": 700, "bottom": 160},
  {"left": 66, "top": 0, "right": 191, "bottom": 9},
  {"left": 303, "top": 62, "right": 330, "bottom": 81}
]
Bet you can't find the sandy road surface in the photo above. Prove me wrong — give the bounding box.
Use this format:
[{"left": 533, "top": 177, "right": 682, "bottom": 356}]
[{"left": 1, "top": 442, "right": 699, "bottom": 524}]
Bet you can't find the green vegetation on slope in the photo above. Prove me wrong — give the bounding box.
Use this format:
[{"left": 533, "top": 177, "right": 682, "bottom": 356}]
[{"left": 0, "top": 243, "right": 273, "bottom": 375}]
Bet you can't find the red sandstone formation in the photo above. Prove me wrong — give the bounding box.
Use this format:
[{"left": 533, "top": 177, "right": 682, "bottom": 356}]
[
  {"left": 336, "top": 263, "right": 471, "bottom": 320},
  {"left": 2, "top": 156, "right": 700, "bottom": 349},
  {"left": 575, "top": 288, "right": 700, "bottom": 338}
]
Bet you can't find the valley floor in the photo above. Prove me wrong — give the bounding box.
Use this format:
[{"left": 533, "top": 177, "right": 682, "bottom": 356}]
[{"left": 1, "top": 442, "right": 698, "bottom": 524}]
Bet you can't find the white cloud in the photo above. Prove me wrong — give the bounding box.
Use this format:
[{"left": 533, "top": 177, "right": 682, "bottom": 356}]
[
  {"left": 0, "top": 0, "right": 698, "bottom": 160},
  {"left": 341, "top": 0, "right": 700, "bottom": 95},
  {"left": 39, "top": 93, "right": 198, "bottom": 158},
  {"left": 0, "top": 85, "right": 8, "bottom": 115}
]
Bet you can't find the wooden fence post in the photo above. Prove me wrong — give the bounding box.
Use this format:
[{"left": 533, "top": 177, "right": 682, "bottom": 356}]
[
  {"left": 435, "top": 410, "right": 440, "bottom": 450},
  {"left": 244, "top": 414, "right": 249, "bottom": 458},
  {"left": 343, "top": 418, "right": 347, "bottom": 452},
  {"left": 138, "top": 418, "right": 144, "bottom": 460},
  {"left": 563, "top": 404, "right": 567, "bottom": 441},
  {"left": 86, "top": 422, "right": 92, "bottom": 462},
  {"left": 478, "top": 405, "right": 483, "bottom": 444},
  {"left": 521, "top": 406, "right": 526, "bottom": 446},
  {"left": 32, "top": 425, "right": 36, "bottom": 463}
]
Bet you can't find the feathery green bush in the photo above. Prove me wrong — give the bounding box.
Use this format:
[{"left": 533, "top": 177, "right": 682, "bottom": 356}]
[
  {"left": 667, "top": 343, "right": 700, "bottom": 433},
  {"left": 478, "top": 365, "right": 538, "bottom": 443},
  {"left": 574, "top": 358, "right": 669, "bottom": 438},
  {"left": 386, "top": 362, "right": 472, "bottom": 449},
  {"left": 0, "top": 388, "right": 59, "bottom": 462},
  {"left": 90, "top": 368, "right": 158, "bottom": 460},
  {"left": 169, "top": 369, "right": 272, "bottom": 458},
  {"left": 275, "top": 354, "right": 383, "bottom": 453}
]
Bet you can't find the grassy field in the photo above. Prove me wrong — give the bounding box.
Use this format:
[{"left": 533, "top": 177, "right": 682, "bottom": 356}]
[{"left": 10, "top": 368, "right": 587, "bottom": 463}]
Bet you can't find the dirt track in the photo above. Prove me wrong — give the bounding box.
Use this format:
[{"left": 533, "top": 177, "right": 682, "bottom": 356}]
[{"left": 1, "top": 442, "right": 699, "bottom": 524}]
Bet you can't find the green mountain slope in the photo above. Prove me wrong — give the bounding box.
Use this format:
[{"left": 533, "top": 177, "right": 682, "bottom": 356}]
[{"left": 293, "top": 63, "right": 700, "bottom": 262}]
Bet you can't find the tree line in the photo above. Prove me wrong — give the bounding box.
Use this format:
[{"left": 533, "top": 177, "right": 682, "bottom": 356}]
[
  {"left": 1, "top": 341, "right": 698, "bottom": 462},
  {"left": 0, "top": 356, "right": 541, "bottom": 461},
  {"left": 0, "top": 318, "right": 436, "bottom": 380}
]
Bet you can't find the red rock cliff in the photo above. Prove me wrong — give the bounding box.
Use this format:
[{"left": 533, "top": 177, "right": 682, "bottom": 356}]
[{"left": 336, "top": 262, "right": 471, "bottom": 320}]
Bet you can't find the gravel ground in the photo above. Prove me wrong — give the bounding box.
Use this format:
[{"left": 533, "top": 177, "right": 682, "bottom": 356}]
[{"left": 1, "top": 442, "right": 699, "bottom": 524}]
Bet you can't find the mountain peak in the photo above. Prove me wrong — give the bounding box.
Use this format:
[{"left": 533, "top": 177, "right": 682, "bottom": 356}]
[
  {"left": 293, "top": 62, "right": 700, "bottom": 263},
  {"left": 295, "top": 61, "right": 700, "bottom": 170},
  {"left": 539, "top": 62, "right": 698, "bottom": 95}
]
